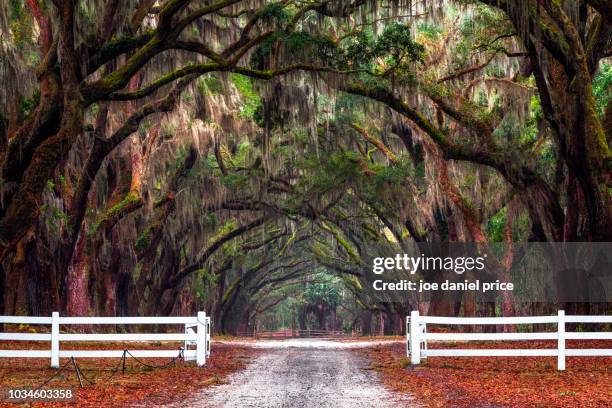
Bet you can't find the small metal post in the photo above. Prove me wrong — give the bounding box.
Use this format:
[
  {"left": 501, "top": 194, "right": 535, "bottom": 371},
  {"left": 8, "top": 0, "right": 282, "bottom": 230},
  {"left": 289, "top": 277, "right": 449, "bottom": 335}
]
[
  {"left": 206, "top": 317, "right": 211, "bottom": 358},
  {"left": 71, "top": 357, "right": 83, "bottom": 388}
]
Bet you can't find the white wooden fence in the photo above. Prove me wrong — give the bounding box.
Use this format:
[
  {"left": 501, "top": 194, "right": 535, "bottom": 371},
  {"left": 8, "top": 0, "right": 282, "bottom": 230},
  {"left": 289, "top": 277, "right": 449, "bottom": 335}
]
[
  {"left": 0, "top": 312, "right": 211, "bottom": 367},
  {"left": 407, "top": 310, "right": 612, "bottom": 370}
]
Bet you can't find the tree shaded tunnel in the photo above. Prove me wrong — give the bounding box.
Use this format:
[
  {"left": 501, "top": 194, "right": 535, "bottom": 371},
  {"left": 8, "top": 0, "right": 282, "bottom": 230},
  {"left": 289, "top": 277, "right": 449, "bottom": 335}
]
[{"left": 1, "top": 0, "right": 611, "bottom": 336}]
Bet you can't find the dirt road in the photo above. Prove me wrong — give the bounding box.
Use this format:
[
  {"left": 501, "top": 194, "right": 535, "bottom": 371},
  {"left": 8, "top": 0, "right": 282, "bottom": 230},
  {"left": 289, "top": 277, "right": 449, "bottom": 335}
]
[{"left": 170, "top": 340, "right": 416, "bottom": 407}]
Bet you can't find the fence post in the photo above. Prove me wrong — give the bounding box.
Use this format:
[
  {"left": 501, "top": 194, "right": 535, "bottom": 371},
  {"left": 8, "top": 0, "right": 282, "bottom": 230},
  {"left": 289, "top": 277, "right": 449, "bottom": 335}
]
[
  {"left": 410, "top": 310, "right": 421, "bottom": 365},
  {"left": 406, "top": 317, "right": 410, "bottom": 357},
  {"left": 196, "top": 311, "right": 206, "bottom": 366},
  {"left": 557, "top": 310, "right": 565, "bottom": 371},
  {"left": 51, "top": 312, "right": 59, "bottom": 368},
  {"left": 206, "top": 317, "right": 211, "bottom": 358}
]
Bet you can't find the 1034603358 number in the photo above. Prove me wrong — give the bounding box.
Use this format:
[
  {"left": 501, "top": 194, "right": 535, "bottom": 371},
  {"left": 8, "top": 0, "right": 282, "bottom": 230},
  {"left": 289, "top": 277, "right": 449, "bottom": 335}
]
[{"left": 5, "top": 388, "right": 74, "bottom": 401}]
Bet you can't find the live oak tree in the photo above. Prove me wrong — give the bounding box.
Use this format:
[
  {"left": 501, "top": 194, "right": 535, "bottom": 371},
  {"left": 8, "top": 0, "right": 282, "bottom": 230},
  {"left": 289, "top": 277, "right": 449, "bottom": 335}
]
[
  {"left": 0, "top": 0, "right": 609, "bottom": 330},
  {"left": 0, "top": 0, "right": 367, "bottom": 316}
]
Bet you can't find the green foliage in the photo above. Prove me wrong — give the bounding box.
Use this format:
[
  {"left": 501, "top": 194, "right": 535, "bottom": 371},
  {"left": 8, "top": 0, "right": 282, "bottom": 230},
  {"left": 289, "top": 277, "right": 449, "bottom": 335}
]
[
  {"left": 485, "top": 205, "right": 529, "bottom": 244},
  {"left": 342, "top": 23, "right": 423, "bottom": 74},
  {"left": 343, "top": 29, "right": 374, "bottom": 65},
  {"left": 485, "top": 63, "right": 507, "bottom": 78},
  {"left": 494, "top": 114, "right": 521, "bottom": 141},
  {"left": 107, "top": 193, "right": 140, "bottom": 218},
  {"left": 20, "top": 89, "right": 40, "bottom": 119},
  {"left": 251, "top": 23, "right": 422, "bottom": 81},
  {"left": 91, "top": 192, "right": 140, "bottom": 234},
  {"left": 249, "top": 34, "right": 279, "bottom": 70},
  {"left": 230, "top": 74, "right": 262, "bottom": 119},
  {"left": 486, "top": 207, "right": 507, "bottom": 242},
  {"left": 283, "top": 151, "right": 369, "bottom": 215},
  {"left": 135, "top": 229, "right": 151, "bottom": 253},
  {"left": 593, "top": 63, "right": 611, "bottom": 118},
  {"left": 370, "top": 156, "right": 412, "bottom": 192},
  {"left": 250, "top": 30, "right": 339, "bottom": 71},
  {"left": 298, "top": 151, "right": 362, "bottom": 194},
  {"left": 334, "top": 93, "right": 367, "bottom": 123},
  {"left": 193, "top": 267, "right": 217, "bottom": 302},
  {"left": 182, "top": 91, "right": 194, "bottom": 103},
  {"left": 524, "top": 95, "right": 543, "bottom": 138},
  {"left": 214, "top": 220, "right": 240, "bottom": 257},
  {"left": 222, "top": 172, "right": 250, "bottom": 188},
  {"left": 197, "top": 74, "right": 224, "bottom": 95},
  {"left": 286, "top": 31, "right": 339, "bottom": 63},
  {"left": 77, "top": 1, "right": 99, "bottom": 39},
  {"left": 252, "top": 103, "right": 266, "bottom": 127},
  {"left": 232, "top": 140, "right": 252, "bottom": 167},
  {"left": 9, "top": 0, "right": 23, "bottom": 19},
  {"left": 304, "top": 272, "right": 341, "bottom": 307},
  {"left": 516, "top": 95, "right": 556, "bottom": 173},
  {"left": 452, "top": 4, "right": 509, "bottom": 68},
  {"left": 8, "top": 0, "right": 36, "bottom": 47},
  {"left": 203, "top": 212, "right": 218, "bottom": 228},
  {"left": 138, "top": 119, "right": 153, "bottom": 136},
  {"left": 374, "top": 23, "right": 424, "bottom": 62},
  {"left": 260, "top": 2, "right": 289, "bottom": 26},
  {"left": 417, "top": 22, "right": 442, "bottom": 40},
  {"left": 40, "top": 196, "right": 68, "bottom": 234},
  {"left": 202, "top": 152, "right": 220, "bottom": 174}
]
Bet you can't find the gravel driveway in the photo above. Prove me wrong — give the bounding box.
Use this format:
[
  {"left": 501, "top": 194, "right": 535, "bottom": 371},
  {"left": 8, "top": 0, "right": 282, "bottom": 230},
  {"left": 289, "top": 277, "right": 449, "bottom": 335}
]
[{"left": 169, "top": 340, "right": 417, "bottom": 407}]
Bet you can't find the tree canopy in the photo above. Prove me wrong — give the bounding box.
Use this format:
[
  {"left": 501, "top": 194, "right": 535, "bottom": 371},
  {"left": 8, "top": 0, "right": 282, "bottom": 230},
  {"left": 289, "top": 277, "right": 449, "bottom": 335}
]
[{"left": 0, "top": 0, "right": 610, "bottom": 333}]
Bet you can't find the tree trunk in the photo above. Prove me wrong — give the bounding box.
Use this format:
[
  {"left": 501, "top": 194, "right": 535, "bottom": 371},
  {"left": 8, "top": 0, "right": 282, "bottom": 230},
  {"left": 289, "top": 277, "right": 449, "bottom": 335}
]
[
  {"left": 0, "top": 264, "right": 4, "bottom": 330},
  {"left": 26, "top": 235, "right": 59, "bottom": 316},
  {"left": 360, "top": 309, "right": 372, "bottom": 336},
  {"left": 65, "top": 233, "right": 90, "bottom": 318},
  {"left": 4, "top": 237, "right": 30, "bottom": 315}
]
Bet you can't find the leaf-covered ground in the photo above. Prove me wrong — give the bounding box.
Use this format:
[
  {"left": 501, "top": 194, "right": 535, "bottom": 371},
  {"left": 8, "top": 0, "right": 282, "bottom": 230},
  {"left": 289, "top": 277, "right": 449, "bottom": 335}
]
[
  {"left": 367, "top": 341, "right": 612, "bottom": 407},
  {"left": 0, "top": 342, "right": 259, "bottom": 407}
]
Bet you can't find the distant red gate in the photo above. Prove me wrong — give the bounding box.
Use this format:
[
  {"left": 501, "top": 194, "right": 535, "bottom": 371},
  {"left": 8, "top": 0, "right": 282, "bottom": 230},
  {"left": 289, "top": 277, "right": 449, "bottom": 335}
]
[{"left": 237, "top": 329, "right": 355, "bottom": 339}]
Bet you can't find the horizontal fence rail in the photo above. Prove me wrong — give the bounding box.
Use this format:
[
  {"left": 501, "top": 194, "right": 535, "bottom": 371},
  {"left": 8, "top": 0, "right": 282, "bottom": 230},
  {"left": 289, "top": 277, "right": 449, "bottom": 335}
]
[
  {"left": 0, "top": 312, "right": 211, "bottom": 367},
  {"left": 407, "top": 310, "right": 612, "bottom": 371}
]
